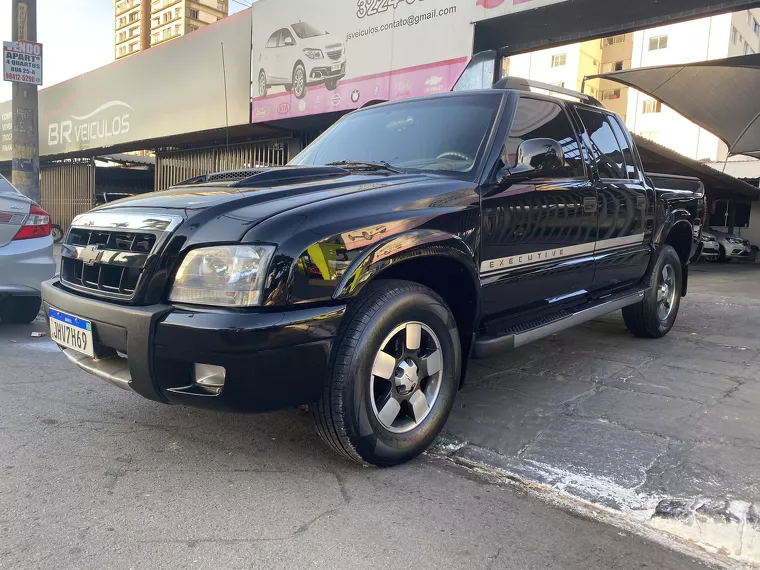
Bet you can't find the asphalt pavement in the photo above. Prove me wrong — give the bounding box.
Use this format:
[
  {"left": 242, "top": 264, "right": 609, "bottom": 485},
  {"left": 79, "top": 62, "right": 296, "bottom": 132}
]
[{"left": 0, "top": 318, "right": 714, "bottom": 569}]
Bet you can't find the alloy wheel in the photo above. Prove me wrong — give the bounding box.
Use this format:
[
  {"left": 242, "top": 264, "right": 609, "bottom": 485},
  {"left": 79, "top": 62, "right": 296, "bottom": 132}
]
[
  {"left": 657, "top": 263, "right": 677, "bottom": 321},
  {"left": 369, "top": 322, "right": 443, "bottom": 434}
]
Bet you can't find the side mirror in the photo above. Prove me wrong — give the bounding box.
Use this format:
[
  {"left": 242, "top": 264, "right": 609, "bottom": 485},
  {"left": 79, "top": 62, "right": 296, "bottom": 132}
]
[
  {"left": 283, "top": 36, "right": 294, "bottom": 46},
  {"left": 500, "top": 138, "right": 564, "bottom": 181}
]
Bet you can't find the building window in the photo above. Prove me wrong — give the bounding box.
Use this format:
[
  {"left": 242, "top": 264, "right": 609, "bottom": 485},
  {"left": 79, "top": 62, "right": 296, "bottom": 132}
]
[
  {"left": 603, "top": 35, "right": 626, "bottom": 46},
  {"left": 602, "top": 61, "right": 625, "bottom": 73},
  {"left": 188, "top": 25, "right": 199, "bottom": 32},
  {"left": 175, "top": 7, "right": 181, "bottom": 18},
  {"left": 175, "top": 24, "right": 181, "bottom": 34},
  {"left": 551, "top": 54, "right": 567, "bottom": 67},
  {"left": 753, "top": 18, "right": 760, "bottom": 36},
  {"left": 648, "top": 35, "right": 668, "bottom": 51},
  {"left": 602, "top": 89, "right": 621, "bottom": 100},
  {"left": 152, "top": 33, "right": 159, "bottom": 43},
  {"left": 745, "top": 43, "right": 756, "bottom": 55},
  {"left": 642, "top": 100, "right": 662, "bottom": 114},
  {"left": 129, "top": 26, "right": 138, "bottom": 37},
  {"left": 129, "top": 42, "right": 138, "bottom": 52},
  {"left": 129, "top": 11, "right": 138, "bottom": 22},
  {"left": 163, "top": 12, "right": 171, "bottom": 23},
  {"left": 732, "top": 27, "right": 739, "bottom": 44},
  {"left": 118, "top": 31, "right": 127, "bottom": 42},
  {"left": 190, "top": 8, "right": 200, "bottom": 19},
  {"left": 163, "top": 28, "right": 170, "bottom": 39}
]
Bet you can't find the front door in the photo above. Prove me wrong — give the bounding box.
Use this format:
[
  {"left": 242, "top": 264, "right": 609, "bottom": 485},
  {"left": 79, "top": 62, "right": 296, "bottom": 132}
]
[
  {"left": 480, "top": 96, "right": 598, "bottom": 321},
  {"left": 572, "top": 107, "right": 653, "bottom": 293}
]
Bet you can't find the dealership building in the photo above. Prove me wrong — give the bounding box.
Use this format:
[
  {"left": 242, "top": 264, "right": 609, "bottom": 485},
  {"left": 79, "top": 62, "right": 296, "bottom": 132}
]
[{"left": 1, "top": 0, "right": 759, "bottom": 234}]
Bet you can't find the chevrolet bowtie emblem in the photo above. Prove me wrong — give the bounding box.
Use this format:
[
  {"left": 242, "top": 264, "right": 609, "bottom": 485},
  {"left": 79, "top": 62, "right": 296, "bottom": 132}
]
[{"left": 78, "top": 244, "right": 104, "bottom": 266}]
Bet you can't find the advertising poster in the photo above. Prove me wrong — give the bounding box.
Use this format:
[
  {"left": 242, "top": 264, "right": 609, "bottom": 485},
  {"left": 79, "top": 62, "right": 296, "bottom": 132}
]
[{"left": 250, "top": 0, "right": 564, "bottom": 122}]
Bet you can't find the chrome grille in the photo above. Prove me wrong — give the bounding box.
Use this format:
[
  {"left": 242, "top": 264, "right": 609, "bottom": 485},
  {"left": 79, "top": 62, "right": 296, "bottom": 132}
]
[
  {"left": 326, "top": 44, "right": 343, "bottom": 61},
  {"left": 60, "top": 211, "right": 183, "bottom": 301}
]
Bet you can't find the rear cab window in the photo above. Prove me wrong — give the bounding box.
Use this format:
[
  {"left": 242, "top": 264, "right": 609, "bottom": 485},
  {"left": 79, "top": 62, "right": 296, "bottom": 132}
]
[{"left": 574, "top": 107, "right": 639, "bottom": 180}]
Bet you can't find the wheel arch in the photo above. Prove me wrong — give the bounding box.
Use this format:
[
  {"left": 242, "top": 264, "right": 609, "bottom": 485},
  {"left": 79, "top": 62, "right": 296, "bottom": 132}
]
[
  {"left": 334, "top": 231, "right": 481, "bottom": 387},
  {"left": 660, "top": 220, "right": 692, "bottom": 296}
]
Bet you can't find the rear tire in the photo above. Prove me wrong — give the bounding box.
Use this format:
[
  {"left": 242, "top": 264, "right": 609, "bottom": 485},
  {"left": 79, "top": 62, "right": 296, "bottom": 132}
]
[
  {"left": 623, "top": 245, "right": 682, "bottom": 339},
  {"left": 0, "top": 296, "right": 42, "bottom": 324},
  {"left": 312, "top": 280, "right": 461, "bottom": 467},
  {"left": 258, "top": 70, "right": 268, "bottom": 97}
]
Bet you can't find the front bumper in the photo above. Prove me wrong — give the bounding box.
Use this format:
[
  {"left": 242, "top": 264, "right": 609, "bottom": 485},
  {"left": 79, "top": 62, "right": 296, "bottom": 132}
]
[
  {"left": 726, "top": 244, "right": 752, "bottom": 259},
  {"left": 41, "top": 278, "right": 345, "bottom": 412},
  {"left": 307, "top": 61, "right": 346, "bottom": 84}
]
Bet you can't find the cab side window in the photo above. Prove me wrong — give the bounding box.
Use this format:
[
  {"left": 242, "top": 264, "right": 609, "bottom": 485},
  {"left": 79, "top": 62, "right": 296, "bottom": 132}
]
[
  {"left": 502, "top": 97, "right": 586, "bottom": 179},
  {"left": 575, "top": 108, "right": 628, "bottom": 180}
]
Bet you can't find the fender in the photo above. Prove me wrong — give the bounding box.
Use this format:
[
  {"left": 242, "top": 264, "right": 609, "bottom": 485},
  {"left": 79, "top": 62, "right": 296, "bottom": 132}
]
[
  {"left": 332, "top": 229, "right": 480, "bottom": 301},
  {"left": 653, "top": 209, "right": 695, "bottom": 251}
]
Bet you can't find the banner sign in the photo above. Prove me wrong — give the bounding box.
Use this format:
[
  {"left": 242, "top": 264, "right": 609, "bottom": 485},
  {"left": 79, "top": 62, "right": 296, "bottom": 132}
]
[
  {"left": 250, "top": 0, "right": 563, "bottom": 122},
  {"left": 0, "top": 9, "right": 252, "bottom": 161}
]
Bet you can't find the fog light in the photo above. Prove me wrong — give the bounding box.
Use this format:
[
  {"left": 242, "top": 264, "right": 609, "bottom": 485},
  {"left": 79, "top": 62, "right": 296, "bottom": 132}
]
[{"left": 193, "top": 363, "right": 226, "bottom": 395}]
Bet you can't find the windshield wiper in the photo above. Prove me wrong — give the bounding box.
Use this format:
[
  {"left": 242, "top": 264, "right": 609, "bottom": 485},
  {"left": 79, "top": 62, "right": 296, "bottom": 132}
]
[{"left": 326, "top": 160, "right": 403, "bottom": 174}]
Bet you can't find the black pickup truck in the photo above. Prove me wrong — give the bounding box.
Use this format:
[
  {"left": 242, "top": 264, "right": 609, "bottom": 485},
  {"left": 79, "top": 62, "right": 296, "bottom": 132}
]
[{"left": 42, "top": 79, "right": 704, "bottom": 466}]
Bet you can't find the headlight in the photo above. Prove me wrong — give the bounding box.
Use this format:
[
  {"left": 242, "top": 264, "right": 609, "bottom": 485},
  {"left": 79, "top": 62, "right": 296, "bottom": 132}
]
[
  {"left": 169, "top": 245, "right": 275, "bottom": 307},
  {"left": 303, "top": 48, "right": 324, "bottom": 59},
  {"left": 727, "top": 237, "right": 743, "bottom": 244}
]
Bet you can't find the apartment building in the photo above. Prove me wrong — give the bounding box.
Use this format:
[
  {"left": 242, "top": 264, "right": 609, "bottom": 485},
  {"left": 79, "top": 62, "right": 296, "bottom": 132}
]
[
  {"left": 114, "top": 0, "right": 229, "bottom": 60},
  {"left": 506, "top": 9, "right": 760, "bottom": 163}
]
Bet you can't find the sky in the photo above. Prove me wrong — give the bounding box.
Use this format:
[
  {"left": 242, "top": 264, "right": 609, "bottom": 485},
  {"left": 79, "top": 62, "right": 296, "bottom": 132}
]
[{"left": 0, "top": 0, "right": 250, "bottom": 103}]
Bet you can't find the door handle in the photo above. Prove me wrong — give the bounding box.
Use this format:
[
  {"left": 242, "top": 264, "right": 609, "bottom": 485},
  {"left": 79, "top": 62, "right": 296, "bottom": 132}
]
[{"left": 583, "top": 197, "right": 598, "bottom": 213}]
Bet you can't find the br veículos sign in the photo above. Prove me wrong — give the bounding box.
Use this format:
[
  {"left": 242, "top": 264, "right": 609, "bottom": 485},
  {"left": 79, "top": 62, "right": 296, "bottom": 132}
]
[{"left": 3, "top": 40, "right": 43, "bottom": 86}]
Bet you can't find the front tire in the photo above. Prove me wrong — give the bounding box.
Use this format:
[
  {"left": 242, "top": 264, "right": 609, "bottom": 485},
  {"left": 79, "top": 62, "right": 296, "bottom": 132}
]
[
  {"left": 0, "top": 296, "right": 42, "bottom": 324},
  {"left": 312, "top": 280, "right": 461, "bottom": 467},
  {"left": 623, "top": 245, "right": 682, "bottom": 338},
  {"left": 325, "top": 78, "right": 339, "bottom": 91},
  {"left": 292, "top": 63, "right": 307, "bottom": 99}
]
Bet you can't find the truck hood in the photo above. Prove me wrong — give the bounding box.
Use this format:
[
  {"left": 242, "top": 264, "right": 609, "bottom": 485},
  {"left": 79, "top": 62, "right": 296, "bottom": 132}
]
[{"left": 93, "top": 170, "right": 440, "bottom": 239}]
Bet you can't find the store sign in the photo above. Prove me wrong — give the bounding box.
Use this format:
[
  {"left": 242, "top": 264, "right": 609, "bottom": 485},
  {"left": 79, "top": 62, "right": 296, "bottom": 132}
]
[
  {"left": 0, "top": 9, "right": 252, "bottom": 160},
  {"left": 250, "top": 0, "right": 565, "bottom": 122},
  {"left": 3, "top": 40, "right": 43, "bottom": 86}
]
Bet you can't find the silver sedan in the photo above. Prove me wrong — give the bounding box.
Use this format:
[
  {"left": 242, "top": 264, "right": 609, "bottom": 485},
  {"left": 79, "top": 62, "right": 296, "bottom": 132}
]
[{"left": 0, "top": 176, "right": 56, "bottom": 323}]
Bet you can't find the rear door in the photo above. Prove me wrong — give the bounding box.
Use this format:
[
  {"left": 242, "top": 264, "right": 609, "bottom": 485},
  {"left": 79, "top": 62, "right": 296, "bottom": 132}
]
[
  {"left": 572, "top": 107, "right": 652, "bottom": 292},
  {"left": 0, "top": 176, "right": 30, "bottom": 247},
  {"left": 480, "top": 95, "right": 598, "bottom": 319}
]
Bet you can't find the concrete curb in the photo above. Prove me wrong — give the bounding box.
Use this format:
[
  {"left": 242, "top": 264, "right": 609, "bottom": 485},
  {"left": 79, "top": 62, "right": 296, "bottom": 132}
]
[{"left": 429, "top": 436, "right": 759, "bottom": 569}]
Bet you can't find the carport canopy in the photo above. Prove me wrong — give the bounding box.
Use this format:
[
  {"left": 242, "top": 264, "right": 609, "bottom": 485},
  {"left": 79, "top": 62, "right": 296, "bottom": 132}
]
[
  {"left": 634, "top": 135, "right": 760, "bottom": 201},
  {"left": 589, "top": 54, "right": 760, "bottom": 159}
]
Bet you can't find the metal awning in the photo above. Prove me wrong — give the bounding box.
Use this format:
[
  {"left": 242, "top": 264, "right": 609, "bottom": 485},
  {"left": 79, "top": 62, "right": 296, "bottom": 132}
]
[
  {"left": 589, "top": 54, "right": 760, "bottom": 158},
  {"left": 634, "top": 135, "right": 760, "bottom": 201}
]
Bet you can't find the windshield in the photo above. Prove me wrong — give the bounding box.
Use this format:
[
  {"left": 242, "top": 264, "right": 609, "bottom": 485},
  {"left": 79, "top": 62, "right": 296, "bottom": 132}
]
[
  {"left": 291, "top": 22, "right": 327, "bottom": 39},
  {"left": 290, "top": 94, "right": 501, "bottom": 181}
]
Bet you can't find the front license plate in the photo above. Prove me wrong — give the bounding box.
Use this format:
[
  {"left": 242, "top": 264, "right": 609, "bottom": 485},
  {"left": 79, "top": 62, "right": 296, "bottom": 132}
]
[
  {"left": 331, "top": 62, "right": 341, "bottom": 72},
  {"left": 49, "top": 307, "right": 94, "bottom": 357}
]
